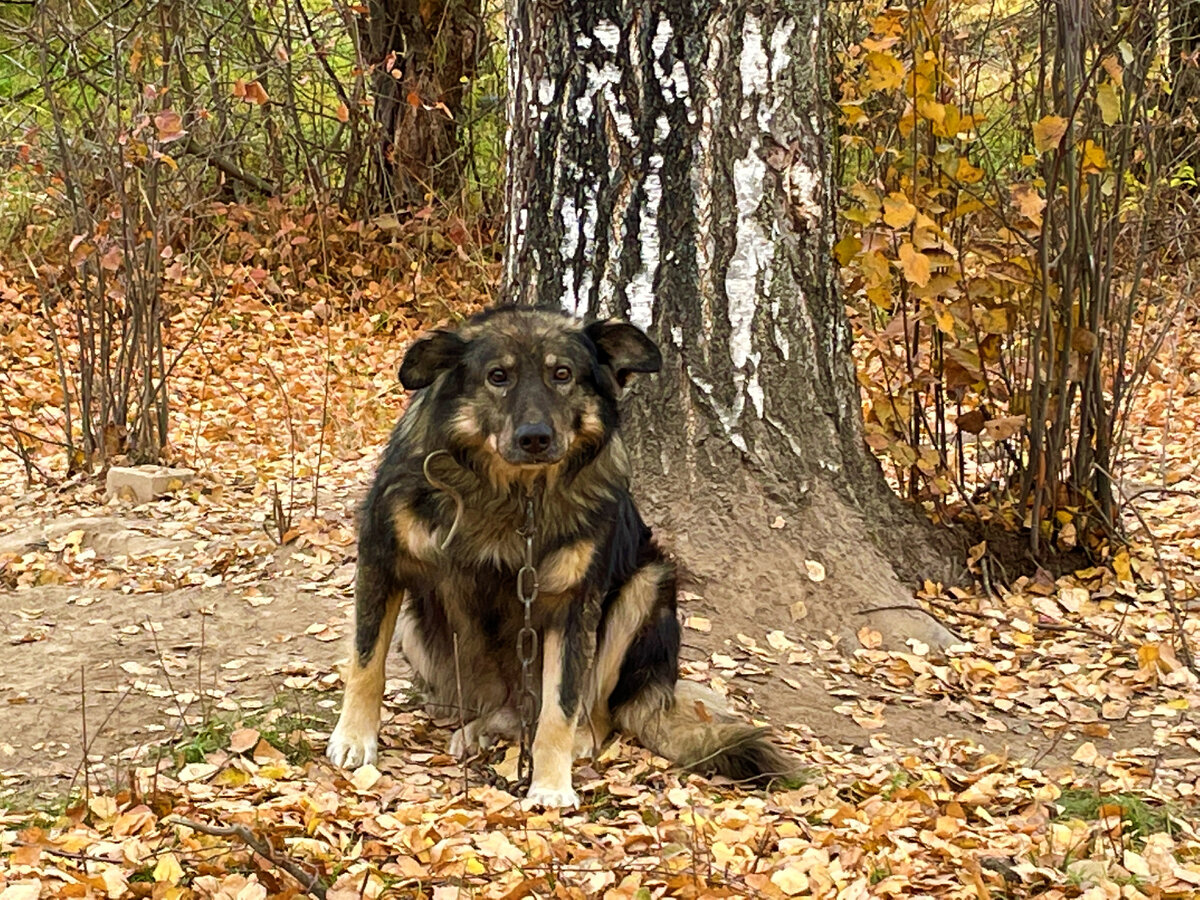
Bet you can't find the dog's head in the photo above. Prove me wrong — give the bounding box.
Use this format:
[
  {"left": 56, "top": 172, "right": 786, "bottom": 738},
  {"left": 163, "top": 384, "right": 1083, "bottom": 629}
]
[{"left": 399, "top": 308, "right": 661, "bottom": 467}]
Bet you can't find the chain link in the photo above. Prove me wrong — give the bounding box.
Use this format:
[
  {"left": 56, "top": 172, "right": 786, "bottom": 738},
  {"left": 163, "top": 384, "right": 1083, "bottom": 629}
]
[{"left": 515, "top": 496, "right": 539, "bottom": 786}]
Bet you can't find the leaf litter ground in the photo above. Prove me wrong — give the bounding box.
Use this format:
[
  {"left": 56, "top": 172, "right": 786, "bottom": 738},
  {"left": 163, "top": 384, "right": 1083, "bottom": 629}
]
[{"left": 2, "top": 257, "right": 1200, "bottom": 898}]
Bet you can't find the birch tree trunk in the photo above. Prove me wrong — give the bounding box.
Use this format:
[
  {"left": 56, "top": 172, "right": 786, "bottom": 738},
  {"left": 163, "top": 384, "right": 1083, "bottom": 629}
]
[{"left": 502, "top": 0, "right": 959, "bottom": 649}]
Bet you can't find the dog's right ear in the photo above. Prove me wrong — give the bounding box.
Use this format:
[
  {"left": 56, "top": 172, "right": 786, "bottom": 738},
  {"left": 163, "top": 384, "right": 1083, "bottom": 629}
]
[
  {"left": 584, "top": 320, "right": 662, "bottom": 388},
  {"left": 398, "top": 330, "right": 467, "bottom": 390}
]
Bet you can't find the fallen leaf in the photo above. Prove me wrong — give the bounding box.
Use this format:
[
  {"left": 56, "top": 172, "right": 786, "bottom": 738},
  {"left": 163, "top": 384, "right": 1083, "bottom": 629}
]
[
  {"left": 897, "top": 242, "right": 931, "bottom": 287},
  {"left": 228, "top": 728, "right": 260, "bottom": 754},
  {"left": 0, "top": 881, "right": 43, "bottom": 900},
  {"left": 346, "top": 764, "right": 380, "bottom": 793},
  {"left": 1033, "top": 115, "right": 1068, "bottom": 152}
]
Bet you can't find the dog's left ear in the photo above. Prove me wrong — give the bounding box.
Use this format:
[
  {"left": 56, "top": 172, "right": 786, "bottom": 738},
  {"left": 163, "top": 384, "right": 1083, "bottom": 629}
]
[
  {"left": 399, "top": 329, "right": 467, "bottom": 390},
  {"left": 584, "top": 320, "right": 662, "bottom": 388}
]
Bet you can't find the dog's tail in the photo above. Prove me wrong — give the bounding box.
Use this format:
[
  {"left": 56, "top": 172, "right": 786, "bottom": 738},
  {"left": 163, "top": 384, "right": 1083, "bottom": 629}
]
[{"left": 613, "top": 679, "right": 795, "bottom": 784}]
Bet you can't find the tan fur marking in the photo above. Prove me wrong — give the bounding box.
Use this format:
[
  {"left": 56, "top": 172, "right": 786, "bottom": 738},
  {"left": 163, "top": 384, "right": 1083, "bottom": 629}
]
[
  {"left": 448, "top": 407, "right": 483, "bottom": 443},
  {"left": 529, "top": 628, "right": 577, "bottom": 798},
  {"left": 577, "top": 398, "right": 606, "bottom": 441},
  {"left": 393, "top": 507, "right": 441, "bottom": 562},
  {"left": 582, "top": 563, "right": 668, "bottom": 743},
  {"left": 539, "top": 539, "right": 596, "bottom": 594},
  {"left": 396, "top": 599, "right": 439, "bottom": 688},
  {"left": 329, "top": 593, "right": 403, "bottom": 765}
]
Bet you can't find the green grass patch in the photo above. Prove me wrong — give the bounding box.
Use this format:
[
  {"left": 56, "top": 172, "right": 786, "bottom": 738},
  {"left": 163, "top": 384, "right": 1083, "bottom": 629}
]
[
  {"left": 1056, "top": 788, "right": 1176, "bottom": 843},
  {"left": 583, "top": 785, "right": 620, "bottom": 822},
  {"left": 768, "top": 767, "right": 820, "bottom": 793},
  {"left": 169, "top": 693, "right": 336, "bottom": 770}
]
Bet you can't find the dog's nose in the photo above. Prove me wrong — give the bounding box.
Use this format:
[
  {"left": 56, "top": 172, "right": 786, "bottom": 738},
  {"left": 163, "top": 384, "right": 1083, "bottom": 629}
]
[{"left": 515, "top": 423, "right": 553, "bottom": 457}]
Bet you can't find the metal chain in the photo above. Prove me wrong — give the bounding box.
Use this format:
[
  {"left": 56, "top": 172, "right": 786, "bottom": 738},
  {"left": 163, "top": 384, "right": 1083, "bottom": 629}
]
[{"left": 515, "top": 496, "right": 539, "bottom": 786}]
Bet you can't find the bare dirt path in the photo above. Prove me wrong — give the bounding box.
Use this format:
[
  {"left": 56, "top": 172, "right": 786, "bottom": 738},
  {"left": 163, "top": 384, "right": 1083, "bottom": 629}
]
[{"left": 2, "top": 506, "right": 1180, "bottom": 808}]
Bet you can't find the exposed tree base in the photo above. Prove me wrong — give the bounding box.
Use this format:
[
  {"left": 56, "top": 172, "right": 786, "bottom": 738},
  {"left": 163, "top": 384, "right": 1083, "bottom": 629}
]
[
  {"left": 958, "top": 519, "right": 1094, "bottom": 583},
  {"left": 635, "top": 467, "right": 963, "bottom": 654}
]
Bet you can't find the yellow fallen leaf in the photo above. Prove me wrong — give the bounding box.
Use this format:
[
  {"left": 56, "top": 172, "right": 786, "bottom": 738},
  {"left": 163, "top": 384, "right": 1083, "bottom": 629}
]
[
  {"left": 212, "top": 768, "right": 251, "bottom": 788},
  {"left": 89, "top": 794, "right": 118, "bottom": 822},
  {"left": 1096, "top": 82, "right": 1120, "bottom": 126},
  {"left": 351, "top": 763, "right": 381, "bottom": 791},
  {"left": 493, "top": 746, "right": 520, "bottom": 781},
  {"left": 771, "top": 867, "right": 810, "bottom": 895},
  {"left": 897, "top": 242, "right": 931, "bottom": 287},
  {"left": 834, "top": 234, "right": 861, "bottom": 266},
  {"left": 101, "top": 867, "right": 128, "bottom": 899},
  {"left": 1011, "top": 183, "right": 1046, "bottom": 225},
  {"left": 882, "top": 192, "right": 916, "bottom": 229},
  {"left": 1113, "top": 549, "right": 1132, "bottom": 583},
  {"left": 1124, "top": 850, "right": 1151, "bottom": 879},
  {"left": 176, "top": 762, "right": 218, "bottom": 783},
  {"left": 464, "top": 856, "right": 486, "bottom": 875},
  {"left": 1033, "top": 115, "right": 1068, "bottom": 152},
  {"left": 1080, "top": 139, "right": 1107, "bottom": 174},
  {"left": 957, "top": 772, "right": 1003, "bottom": 805},
  {"left": 1138, "top": 642, "right": 1160, "bottom": 671},
  {"left": 865, "top": 51, "right": 905, "bottom": 91},
  {"left": 0, "top": 881, "right": 43, "bottom": 900},
  {"left": 153, "top": 852, "right": 184, "bottom": 885}
]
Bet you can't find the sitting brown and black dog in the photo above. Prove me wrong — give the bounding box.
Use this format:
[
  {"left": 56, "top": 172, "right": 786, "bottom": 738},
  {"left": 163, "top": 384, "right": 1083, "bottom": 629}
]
[{"left": 327, "top": 307, "right": 791, "bottom": 807}]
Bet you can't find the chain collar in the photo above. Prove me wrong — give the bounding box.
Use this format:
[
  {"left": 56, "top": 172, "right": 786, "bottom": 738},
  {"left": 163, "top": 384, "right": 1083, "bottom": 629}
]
[{"left": 514, "top": 494, "right": 539, "bottom": 787}]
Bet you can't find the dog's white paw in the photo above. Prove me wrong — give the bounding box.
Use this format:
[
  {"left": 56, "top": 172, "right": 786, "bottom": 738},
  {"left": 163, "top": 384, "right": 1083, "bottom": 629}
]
[
  {"left": 327, "top": 724, "right": 378, "bottom": 769},
  {"left": 524, "top": 783, "right": 579, "bottom": 809}
]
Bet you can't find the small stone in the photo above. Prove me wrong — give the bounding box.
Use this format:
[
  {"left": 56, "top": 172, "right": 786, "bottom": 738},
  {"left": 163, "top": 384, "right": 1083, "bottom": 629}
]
[{"left": 105, "top": 465, "right": 194, "bottom": 503}]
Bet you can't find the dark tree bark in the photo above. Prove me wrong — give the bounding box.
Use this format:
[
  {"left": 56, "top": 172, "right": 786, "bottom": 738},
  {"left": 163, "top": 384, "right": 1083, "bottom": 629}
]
[
  {"left": 1169, "top": 0, "right": 1200, "bottom": 170},
  {"left": 366, "top": 0, "right": 481, "bottom": 209},
  {"left": 503, "top": 0, "right": 961, "bottom": 649}
]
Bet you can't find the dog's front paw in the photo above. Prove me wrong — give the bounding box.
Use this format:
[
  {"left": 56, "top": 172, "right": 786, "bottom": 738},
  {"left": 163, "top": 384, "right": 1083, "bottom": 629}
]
[
  {"left": 524, "top": 783, "right": 579, "bottom": 809},
  {"left": 449, "top": 721, "right": 488, "bottom": 758},
  {"left": 327, "top": 722, "right": 378, "bottom": 769}
]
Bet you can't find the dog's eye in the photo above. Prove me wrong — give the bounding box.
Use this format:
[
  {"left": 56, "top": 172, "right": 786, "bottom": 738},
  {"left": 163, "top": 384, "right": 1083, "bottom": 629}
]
[
  {"left": 487, "top": 367, "right": 509, "bottom": 387},
  {"left": 552, "top": 365, "right": 572, "bottom": 383}
]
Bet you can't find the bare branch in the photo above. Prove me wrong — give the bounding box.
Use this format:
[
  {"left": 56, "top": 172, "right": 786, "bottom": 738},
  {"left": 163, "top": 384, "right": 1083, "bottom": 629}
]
[{"left": 168, "top": 818, "right": 327, "bottom": 899}]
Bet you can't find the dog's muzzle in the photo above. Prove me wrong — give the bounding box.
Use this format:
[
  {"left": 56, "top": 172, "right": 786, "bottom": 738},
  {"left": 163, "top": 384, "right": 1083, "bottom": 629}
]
[{"left": 511, "top": 422, "right": 558, "bottom": 463}]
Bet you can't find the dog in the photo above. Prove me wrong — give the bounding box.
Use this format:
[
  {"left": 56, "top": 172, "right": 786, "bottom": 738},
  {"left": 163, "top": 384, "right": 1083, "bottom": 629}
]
[{"left": 326, "top": 307, "right": 792, "bottom": 807}]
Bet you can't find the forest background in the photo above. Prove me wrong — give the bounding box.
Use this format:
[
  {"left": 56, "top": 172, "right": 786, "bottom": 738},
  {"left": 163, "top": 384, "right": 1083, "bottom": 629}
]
[{"left": 2, "top": 0, "right": 1200, "bottom": 897}]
